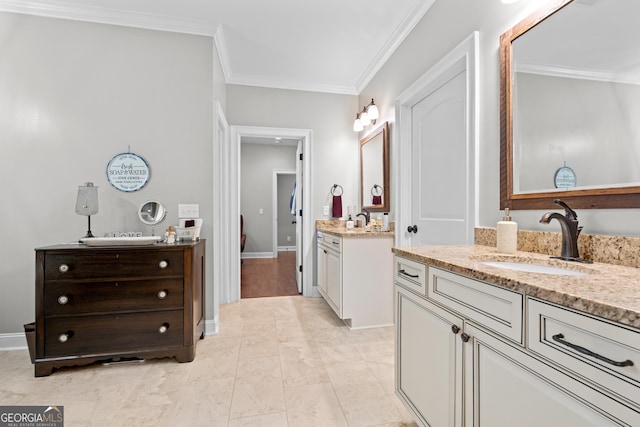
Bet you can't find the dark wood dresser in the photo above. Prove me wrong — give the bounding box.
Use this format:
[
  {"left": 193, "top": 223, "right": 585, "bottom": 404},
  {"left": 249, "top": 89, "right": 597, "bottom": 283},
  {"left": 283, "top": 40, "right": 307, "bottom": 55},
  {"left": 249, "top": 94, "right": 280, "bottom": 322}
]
[{"left": 31, "top": 240, "right": 205, "bottom": 376}]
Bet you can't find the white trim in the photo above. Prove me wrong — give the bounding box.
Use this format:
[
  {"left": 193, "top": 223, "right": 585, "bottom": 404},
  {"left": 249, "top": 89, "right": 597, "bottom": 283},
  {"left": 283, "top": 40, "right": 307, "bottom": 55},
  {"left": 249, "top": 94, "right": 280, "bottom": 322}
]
[
  {"left": 394, "top": 31, "right": 479, "bottom": 247},
  {"left": 514, "top": 63, "right": 640, "bottom": 86},
  {"left": 205, "top": 318, "right": 219, "bottom": 336},
  {"left": 229, "top": 126, "right": 314, "bottom": 301},
  {"left": 0, "top": 333, "right": 28, "bottom": 351},
  {"left": 278, "top": 246, "right": 296, "bottom": 252},
  {"left": 354, "top": 0, "right": 437, "bottom": 94},
  {"left": 241, "top": 252, "right": 275, "bottom": 259},
  {"left": 0, "top": 0, "right": 216, "bottom": 36}
]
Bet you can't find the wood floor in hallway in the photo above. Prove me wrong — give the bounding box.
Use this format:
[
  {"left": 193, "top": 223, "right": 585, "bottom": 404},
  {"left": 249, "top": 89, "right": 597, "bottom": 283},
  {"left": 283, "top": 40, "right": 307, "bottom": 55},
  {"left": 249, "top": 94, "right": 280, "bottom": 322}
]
[{"left": 241, "top": 251, "right": 299, "bottom": 298}]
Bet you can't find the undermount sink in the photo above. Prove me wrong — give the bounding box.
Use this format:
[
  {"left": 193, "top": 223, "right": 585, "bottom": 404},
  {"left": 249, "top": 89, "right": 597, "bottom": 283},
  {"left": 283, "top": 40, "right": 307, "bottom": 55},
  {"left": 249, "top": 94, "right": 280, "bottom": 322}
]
[{"left": 480, "top": 261, "right": 586, "bottom": 276}]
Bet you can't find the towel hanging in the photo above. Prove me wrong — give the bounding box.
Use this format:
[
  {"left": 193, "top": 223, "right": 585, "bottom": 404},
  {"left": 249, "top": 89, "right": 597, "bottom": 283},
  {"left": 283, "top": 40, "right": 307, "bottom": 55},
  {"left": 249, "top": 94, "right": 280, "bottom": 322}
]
[{"left": 331, "top": 184, "right": 343, "bottom": 218}]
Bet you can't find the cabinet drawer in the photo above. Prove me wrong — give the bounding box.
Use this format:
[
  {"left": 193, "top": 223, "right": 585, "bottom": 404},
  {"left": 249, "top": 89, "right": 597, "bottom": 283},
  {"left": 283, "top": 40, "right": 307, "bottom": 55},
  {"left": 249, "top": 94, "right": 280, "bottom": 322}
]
[
  {"left": 528, "top": 298, "right": 640, "bottom": 406},
  {"left": 322, "top": 234, "right": 341, "bottom": 252},
  {"left": 428, "top": 267, "right": 523, "bottom": 344},
  {"left": 394, "top": 256, "right": 427, "bottom": 296},
  {"left": 44, "top": 250, "right": 184, "bottom": 280},
  {"left": 44, "top": 279, "right": 184, "bottom": 316},
  {"left": 44, "top": 310, "right": 184, "bottom": 357}
]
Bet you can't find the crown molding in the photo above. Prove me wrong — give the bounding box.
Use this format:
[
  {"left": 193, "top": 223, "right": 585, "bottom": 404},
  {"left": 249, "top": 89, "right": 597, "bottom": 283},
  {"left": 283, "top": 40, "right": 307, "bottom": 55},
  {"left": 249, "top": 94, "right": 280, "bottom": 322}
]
[
  {"left": 515, "top": 62, "right": 640, "bottom": 86},
  {"left": 0, "top": 0, "right": 216, "bottom": 36},
  {"left": 226, "top": 73, "right": 358, "bottom": 96},
  {"left": 354, "top": 0, "right": 436, "bottom": 93}
]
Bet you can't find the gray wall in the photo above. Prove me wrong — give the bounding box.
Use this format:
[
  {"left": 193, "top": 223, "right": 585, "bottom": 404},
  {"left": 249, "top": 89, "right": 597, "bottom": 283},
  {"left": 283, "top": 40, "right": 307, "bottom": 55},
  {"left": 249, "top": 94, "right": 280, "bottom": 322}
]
[
  {"left": 358, "top": 0, "right": 640, "bottom": 237},
  {"left": 228, "top": 85, "right": 360, "bottom": 221},
  {"left": 240, "top": 143, "right": 296, "bottom": 254},
  {"left": 0, "top": 12, "right": 225, "bottom": 334}
]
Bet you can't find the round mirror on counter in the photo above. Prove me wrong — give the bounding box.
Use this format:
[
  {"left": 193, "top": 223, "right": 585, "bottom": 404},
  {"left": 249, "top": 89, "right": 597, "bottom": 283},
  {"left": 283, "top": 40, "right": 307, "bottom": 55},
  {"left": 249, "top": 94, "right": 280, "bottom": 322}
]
[{"left": 138, "top": 200, "right": 166, "bottom": 226}]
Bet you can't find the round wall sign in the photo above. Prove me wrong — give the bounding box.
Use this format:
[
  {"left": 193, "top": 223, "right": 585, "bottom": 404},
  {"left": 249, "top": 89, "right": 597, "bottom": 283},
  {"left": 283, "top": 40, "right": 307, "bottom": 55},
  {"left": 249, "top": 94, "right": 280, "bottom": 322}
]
[
  {"left": 106, "top": 152, "right": 150, "bottom": 192},
  {"left": 554, "top": 166, "right": 576, "bottom": 189}
]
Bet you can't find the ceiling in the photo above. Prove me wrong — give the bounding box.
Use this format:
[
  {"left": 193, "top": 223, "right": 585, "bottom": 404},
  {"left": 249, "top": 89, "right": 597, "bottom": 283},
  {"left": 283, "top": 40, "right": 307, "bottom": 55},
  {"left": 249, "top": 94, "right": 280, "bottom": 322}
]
[{"left": 0, "top": 0, "right": 436, "bottom": 95}]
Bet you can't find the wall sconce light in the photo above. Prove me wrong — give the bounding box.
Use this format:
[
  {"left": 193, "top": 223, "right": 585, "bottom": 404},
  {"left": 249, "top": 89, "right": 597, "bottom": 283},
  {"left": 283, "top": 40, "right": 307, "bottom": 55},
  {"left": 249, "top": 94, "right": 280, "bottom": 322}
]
[
  {"left": 353, "top": 98, "right": 379, "bottom": 132},
  {"left": 76, "top": 182, "right": 99, "bottom": 240}
]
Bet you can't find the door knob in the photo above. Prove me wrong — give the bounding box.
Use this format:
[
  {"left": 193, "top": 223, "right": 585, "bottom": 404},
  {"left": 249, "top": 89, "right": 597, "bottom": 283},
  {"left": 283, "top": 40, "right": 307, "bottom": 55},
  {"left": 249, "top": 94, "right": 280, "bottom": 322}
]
[{"left": 407, "top": 225, "right": 418, "bottom": 233}]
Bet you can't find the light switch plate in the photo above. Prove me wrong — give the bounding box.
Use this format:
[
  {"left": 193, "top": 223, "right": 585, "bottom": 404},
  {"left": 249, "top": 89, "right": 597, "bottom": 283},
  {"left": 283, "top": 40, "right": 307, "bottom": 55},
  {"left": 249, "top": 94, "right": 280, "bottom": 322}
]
[
  {"left": 323, "top": 205, "right": 329, "bottom": 216},
  {"left": 178, "top": 204, "right": 199, "bottom": 218}
]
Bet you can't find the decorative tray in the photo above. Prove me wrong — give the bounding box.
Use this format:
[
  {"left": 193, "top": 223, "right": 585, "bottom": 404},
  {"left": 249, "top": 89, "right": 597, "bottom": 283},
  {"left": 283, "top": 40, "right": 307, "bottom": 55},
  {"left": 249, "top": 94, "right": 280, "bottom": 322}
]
[{"left": 80, "top": 236, "right": 162, "bottom": 246}]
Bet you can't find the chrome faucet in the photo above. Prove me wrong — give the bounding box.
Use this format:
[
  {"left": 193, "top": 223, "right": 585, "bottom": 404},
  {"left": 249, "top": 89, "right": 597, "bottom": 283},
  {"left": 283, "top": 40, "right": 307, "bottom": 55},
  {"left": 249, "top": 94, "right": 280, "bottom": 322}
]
[
  {"left": 356, "top": 209, "right": 370, "bottom": 226},
  {"left": 539, "top": 199, "right": 588, "bottom": 262}
]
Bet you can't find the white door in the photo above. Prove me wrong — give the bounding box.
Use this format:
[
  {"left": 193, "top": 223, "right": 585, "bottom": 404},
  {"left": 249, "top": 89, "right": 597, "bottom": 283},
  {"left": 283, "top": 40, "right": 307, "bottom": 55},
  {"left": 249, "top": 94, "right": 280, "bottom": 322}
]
[
  {"left": 411, "top": 70, "right": 468, "bottom": 245},
  {"left": 396, "top": 32, "right": 478, "bottom": 248},
  {"left": 295, "top": 141, "right": 303, "bottom": 293}
]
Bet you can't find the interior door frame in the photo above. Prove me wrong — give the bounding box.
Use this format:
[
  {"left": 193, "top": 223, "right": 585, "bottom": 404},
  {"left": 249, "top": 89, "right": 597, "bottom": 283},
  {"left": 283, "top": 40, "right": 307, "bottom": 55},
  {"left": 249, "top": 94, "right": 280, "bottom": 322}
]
[
  {"left": 227, "top": 125, "right": 313, "bottom": 301},
  {"left": 394, "top": 31, "right": 479, "bottom": 247}
]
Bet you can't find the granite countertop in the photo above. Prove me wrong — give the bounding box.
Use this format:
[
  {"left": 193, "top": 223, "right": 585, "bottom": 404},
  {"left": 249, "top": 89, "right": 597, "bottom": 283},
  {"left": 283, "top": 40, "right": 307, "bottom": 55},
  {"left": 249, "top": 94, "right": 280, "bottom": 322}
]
[
  {"left": 392, "top": 245, "right": 640, "bottom": 329},
  {"left": 317, "top": 224, "right": 395, "bottom": 238}
]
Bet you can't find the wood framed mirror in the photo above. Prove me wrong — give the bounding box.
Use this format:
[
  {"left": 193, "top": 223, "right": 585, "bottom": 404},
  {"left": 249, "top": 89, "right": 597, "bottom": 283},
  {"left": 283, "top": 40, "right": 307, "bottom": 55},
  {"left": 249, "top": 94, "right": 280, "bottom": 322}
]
[
  {"left": 500, "top": 0, "right": 640, "bottom": 209},
  {"left": 360, "top": 122, "right": 390, "bottom": 212}
]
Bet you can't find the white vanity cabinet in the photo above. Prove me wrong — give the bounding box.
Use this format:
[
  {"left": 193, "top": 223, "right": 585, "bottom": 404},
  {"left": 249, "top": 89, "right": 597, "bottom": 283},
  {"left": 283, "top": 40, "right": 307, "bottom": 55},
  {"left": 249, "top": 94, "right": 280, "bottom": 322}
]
[
  {"left": 393, "top": 255, "right": 640, "bottom": 427},
  {"left": 317, "top": 231, "right": 393, "bottom": 329}
]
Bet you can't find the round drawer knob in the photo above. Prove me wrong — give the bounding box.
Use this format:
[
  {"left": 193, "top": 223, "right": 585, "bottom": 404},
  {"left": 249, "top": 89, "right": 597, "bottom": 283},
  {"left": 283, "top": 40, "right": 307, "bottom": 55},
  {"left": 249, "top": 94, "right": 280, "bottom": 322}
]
[
  {"left": 460, "top": 333, "right": 471, "bottom": 343},
  {"left": 157, "top": 290, "right": 168, "bottom": 299},
  {"left": 58, "top": 333, "right": 69, "bottom": 343},
  {"left": 57, "top": 295, "right": 69, "bottom": 305},
  {"left": 158, "top": 260, "right": 168, "bottom": 269},
  {"left": 58, "top": 264, "right": 69, "bottom": 273},
  {"left": 158, "top": 323, "right": 169, "bottom": 334}
]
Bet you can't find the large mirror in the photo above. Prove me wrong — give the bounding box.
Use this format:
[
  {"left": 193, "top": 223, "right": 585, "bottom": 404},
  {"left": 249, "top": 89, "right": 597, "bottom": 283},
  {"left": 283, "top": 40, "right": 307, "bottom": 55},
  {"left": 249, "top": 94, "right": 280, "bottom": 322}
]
[
  {"left": 360, "top": 122, "right": 390, "bottom": 212},
  {"left": 500, "top": 0, "right": 640, "bottom": 209}
]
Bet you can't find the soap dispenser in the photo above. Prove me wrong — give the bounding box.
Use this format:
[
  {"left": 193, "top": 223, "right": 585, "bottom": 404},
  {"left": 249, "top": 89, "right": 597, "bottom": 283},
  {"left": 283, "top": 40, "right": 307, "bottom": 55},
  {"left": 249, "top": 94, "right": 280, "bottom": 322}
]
[
  {"left": 346, "top": 215, "right": 354, "bottom": 229},
  {"left": 497, "top": 208, "right": 517, "bottom": 254}
]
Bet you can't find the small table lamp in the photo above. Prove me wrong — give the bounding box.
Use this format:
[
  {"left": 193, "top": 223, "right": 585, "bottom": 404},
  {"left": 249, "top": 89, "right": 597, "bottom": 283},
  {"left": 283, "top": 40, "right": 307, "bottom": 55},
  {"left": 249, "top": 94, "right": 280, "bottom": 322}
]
[{"left": 76, "top": 182, "right": 99, "bottom": 240}]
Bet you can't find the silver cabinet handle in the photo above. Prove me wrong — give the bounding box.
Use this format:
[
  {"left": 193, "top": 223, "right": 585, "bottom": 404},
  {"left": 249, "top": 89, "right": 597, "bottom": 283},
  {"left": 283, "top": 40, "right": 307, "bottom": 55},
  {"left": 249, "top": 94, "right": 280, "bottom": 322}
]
[
  {"left": 157, "top": 290, "right": 168, "bottom": 299},
  {"left": 58, "top": 333, "right": 69, "bottom": 343},
  {"left": 158, "top": 260, "right": 168, "bottom": 269},
  {"left": 58, "top": 264, "right": 69, "bottom": 273},
  {"left": 158, "top": 323, "right": 169, "bottom": 334},
  {"left": 57, "top": 295, "right": 69, "bottom": 305}
]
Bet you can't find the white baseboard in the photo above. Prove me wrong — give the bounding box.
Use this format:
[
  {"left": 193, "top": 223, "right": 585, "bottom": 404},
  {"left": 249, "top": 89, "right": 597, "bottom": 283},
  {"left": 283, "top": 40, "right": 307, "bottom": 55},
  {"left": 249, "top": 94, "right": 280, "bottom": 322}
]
[
  {"left": 0, "top": 332, "right": 28, "bottom": 351},
  {"left": 241, "top": 251, "right": 274, "bottom": 259},
  {"left": 205, "top": 318, "right": 219, "bottom": 336},
  {"left": 277, "top": 246, "right": 296, "bottom": 251}
]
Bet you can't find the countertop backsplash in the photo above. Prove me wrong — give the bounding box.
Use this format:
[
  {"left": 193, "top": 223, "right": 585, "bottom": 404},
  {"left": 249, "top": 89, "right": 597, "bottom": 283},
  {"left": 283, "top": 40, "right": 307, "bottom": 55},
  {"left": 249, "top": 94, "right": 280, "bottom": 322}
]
[{"left": 475, "top": 227, "right": 640, "bottom": 268}]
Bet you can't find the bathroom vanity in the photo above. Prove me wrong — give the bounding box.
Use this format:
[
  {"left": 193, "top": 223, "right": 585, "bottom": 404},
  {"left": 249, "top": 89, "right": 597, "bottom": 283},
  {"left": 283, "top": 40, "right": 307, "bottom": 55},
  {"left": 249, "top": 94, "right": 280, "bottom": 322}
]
[
  {"left": 316, "top": 225, "right": 393, "bottom": 329},
  {"left": 393, "top": 245, "right": 640, "bottom": 426},
  {"left": 30, "top": 240, "right": 205, "bottom": 376}
]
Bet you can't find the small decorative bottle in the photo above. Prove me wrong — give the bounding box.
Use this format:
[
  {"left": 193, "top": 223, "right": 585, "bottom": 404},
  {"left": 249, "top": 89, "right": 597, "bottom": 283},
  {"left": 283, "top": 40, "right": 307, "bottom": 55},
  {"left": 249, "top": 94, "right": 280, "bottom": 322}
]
[{"left": 496, "top": 208, "right": 517, "bottom": 254}]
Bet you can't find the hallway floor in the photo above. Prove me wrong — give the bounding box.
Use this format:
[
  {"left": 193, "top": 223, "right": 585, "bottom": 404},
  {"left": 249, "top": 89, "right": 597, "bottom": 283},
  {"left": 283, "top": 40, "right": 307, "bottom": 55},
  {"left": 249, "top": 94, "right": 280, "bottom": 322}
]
[
  {"left": 0, "top": 296, "right": 417, "bottom": 426},
  {"left": 241, "top": 251, "right": 299, "bottom": 298}
]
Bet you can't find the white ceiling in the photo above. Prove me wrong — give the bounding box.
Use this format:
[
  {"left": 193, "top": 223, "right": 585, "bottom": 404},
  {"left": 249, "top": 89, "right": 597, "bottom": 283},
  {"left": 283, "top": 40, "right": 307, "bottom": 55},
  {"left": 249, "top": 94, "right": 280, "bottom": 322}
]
[{"left": 0, "top": 0, "right": 436, "bottom": 95}]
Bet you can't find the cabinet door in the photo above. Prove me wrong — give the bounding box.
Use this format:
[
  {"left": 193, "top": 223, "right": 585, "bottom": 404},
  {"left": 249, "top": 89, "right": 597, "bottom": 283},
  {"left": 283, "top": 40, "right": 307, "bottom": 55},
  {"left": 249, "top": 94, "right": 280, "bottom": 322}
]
[
  {"left": 317, "top": 244, "right": 327, "bottom": 296},
  {"left": 464, "top": 324, "right": 638, "bottom": 427},
  {"left": 396, "top": 286, "right": 464, "bottom": 427},
  {"left": 326, "top": 249, "right": 341, "bottom": 315}
]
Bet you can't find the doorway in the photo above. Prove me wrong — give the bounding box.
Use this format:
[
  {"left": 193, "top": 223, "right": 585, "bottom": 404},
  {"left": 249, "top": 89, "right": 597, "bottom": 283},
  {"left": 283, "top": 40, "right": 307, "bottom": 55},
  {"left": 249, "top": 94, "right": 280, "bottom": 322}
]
[
  {"left": 395, "top": 32, "right": 479, "bottom": 247},
  {"left": 223, "top": 126, "right": 313, "bottom": 304}
]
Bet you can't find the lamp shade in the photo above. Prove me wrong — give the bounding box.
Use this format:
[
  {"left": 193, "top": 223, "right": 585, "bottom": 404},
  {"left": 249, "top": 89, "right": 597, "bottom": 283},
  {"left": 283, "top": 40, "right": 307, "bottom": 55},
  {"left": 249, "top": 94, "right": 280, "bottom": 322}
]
[
  {"left": 360, "top": 111, "right": 371, "bottom": 126},
  {"left": 367, "top": 103, "right": 379, "bottom": 121},
  {"left": 353, "top": 115, "right": 364, "bottom": 132},
  {"left": 75, "top": 182, "right": 99, "bottom": 216}
]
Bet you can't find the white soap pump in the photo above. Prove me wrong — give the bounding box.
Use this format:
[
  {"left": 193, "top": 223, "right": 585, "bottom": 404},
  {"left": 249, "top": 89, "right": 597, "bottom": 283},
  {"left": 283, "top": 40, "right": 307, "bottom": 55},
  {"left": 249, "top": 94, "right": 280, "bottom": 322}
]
[{"left": 496, "top": 208, "right": 518, "bottom": 254}]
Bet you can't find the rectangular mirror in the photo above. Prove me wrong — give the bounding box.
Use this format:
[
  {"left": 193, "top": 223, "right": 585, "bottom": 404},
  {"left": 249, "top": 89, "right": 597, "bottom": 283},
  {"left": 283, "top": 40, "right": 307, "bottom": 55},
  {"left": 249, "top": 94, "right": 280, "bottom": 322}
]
[
  {"left": 500, "top": 0, "right": 640, "bottom": 209},
  {"left": 360, "top": 122, "right": 390, "bottom": 212}
]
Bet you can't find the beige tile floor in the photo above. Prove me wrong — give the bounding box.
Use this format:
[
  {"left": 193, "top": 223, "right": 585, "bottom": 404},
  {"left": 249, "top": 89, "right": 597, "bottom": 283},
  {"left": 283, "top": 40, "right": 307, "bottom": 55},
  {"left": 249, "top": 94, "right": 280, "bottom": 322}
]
[{"left": 0, "top": 296, "right": 418, "bottom": 427}]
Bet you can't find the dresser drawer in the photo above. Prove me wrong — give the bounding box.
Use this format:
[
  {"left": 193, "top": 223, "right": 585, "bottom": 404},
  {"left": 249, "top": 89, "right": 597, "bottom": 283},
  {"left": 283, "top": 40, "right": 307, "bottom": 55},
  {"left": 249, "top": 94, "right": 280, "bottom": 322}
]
[
  {"left": 44, "top": 279, "right": 184, "bottom": 316},
  {"left": 44, "top": 249, "right": 184, "bottom": 280},
  {"left": 428, "top": 267, "right": 524, "bottom": 344},
  {"left": 394, "top": 256, "right": 427, "bottom": 296},
  {"left": 528, "top": 298, "right": 640, "bottom": 406},
  {"left": 44, "top": 310, "right": 184, "bottom": 357}
]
